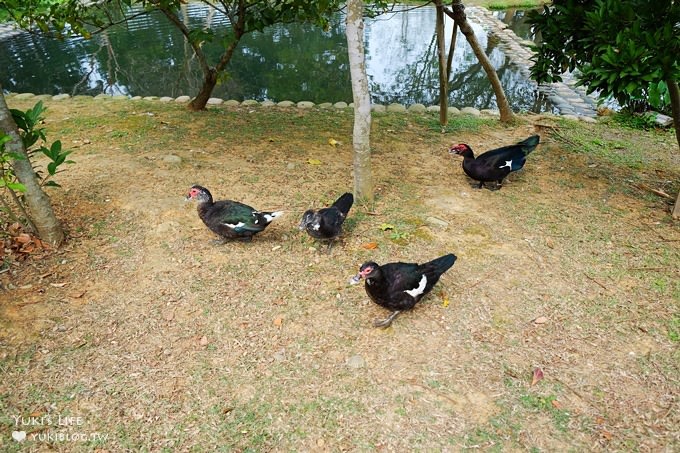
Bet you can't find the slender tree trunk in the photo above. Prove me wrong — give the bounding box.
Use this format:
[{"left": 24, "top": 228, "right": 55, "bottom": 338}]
[
  {"left": 346, "top": 0, "right": 373, "bottom": 207},
  {"left": 435, "top": 2, "right": 448, "bottom": 126},
  {"left": 0, "top": 90, "right": 64, "bottom": 246},
  {"left": 189, "top": 69, "right": 218, "bottom": 111},
  {"left": 446, "top": 20, "right": 458, "bottom": 77},
  {"left": 159, "top": 5, "right": 242, "bottom": 111},
  {"left": 668, "top": 79, "right": 680, "bottom": 218},
  {"left": 445, "top": 1, "right": 515, "bottom": 123}
]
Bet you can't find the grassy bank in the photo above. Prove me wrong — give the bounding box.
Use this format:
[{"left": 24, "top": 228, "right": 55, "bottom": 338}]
[{"left": 0, "top": 96, "right": 678, "bottom": 451}]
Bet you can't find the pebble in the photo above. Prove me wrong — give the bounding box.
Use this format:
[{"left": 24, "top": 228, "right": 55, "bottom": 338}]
[{"left": 346, "top": 354, "right": 366, "bottom": 369}]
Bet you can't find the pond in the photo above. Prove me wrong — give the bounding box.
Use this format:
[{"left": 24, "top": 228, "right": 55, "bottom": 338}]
[{"left": 0, "top": 4, "right": 551, "bottom": 112}]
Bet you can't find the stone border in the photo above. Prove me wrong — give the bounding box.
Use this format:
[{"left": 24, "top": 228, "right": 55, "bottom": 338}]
[{"left": 4, "top": 91, "right": 599, "bottom": 123}]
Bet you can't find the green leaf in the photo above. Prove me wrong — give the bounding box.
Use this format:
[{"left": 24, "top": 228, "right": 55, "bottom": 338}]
[
  {"left": 379, "top": 223, "right": 395, "bottom": 231},
  {"left": 7, "top": 181, "right": 26, "bottom": 192}
]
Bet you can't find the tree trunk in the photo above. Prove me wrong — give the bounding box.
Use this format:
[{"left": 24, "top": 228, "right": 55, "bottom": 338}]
[
  {"left": 435, "top": 2, "right": 448, "bottom": 126},
  {"left": 446, "top": 1, "right": 515, "bottom": 123},
  {"left": 346, "top": 0, "right": 373, "bottom": 207},
  {"left": 446, "top": 20, "right": 458, "bottom": 77},
  {"left": 0, "top": 90, "right": 64, "bottom": 246},
  {"left": 189, "top": 69, "right": 218, "bottom": 111},
  {"left": 668, "top": 80, "right": 680, "bottom": 218}
]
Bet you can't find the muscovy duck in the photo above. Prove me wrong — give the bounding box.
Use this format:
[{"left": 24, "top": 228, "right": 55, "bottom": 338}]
[
  {"left": 449, "top": 135, "right": 540, "bottom": 190},
  {"left": 350, "top": 253, "right": 457, "bottom": 327},
  {"left": 299, "top": 192, "right": 354, "bottom": 251},
  {"left": 186, "top": 185, "right": 283, "bottom": 242}
]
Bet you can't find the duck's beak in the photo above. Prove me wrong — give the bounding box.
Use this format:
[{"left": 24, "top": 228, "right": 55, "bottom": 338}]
[{"left": 349, "top": 274, "right": 362, "bottom": 285}]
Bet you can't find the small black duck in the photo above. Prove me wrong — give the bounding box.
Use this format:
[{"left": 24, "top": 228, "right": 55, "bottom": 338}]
[{"left": 350, "top": 253, "right": 457, "bottom": 327}]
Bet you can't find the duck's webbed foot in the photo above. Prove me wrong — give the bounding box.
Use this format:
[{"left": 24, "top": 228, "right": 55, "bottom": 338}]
[{"left": 373, "top": 310, "right": 401, "bottom": 328}]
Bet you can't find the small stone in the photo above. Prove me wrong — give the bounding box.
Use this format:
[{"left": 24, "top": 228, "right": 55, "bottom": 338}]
[
  {"left": 426, "top": 216, "right": 448, "bottom": 228},
  {"left": 448, "top": 107, "right": 461, "bottom": 115},
  {"left": 52, "top": 94, "right": 71, "bottom": 101},
  {"left": 223, "top": 100, "right": 240, "bottom": 107},
  {"left": 426, "top": 105, "right": 440, "bottom": 112},
  {"left": 480, "top": 109, "right": 500, "bottom": 116},
  {"left": 175, "top": 95, "right": 191, "bottom": 103},
  {"left": 654, "top": 113, "right": 673, "bottom": 127},
  {"left": 159, "top": 96, "right": 174, "bottom": 103},
  {"left": 346, "top": 354, "right": 365, "bottom": 369},
  {"left": 143, "top": 96, "right": 159, "bottom": 101},
  {"left": 386, "top": 103, "right": 407, "bottom": 113},
  {"left": 130, "top": 96, "right": 143, "bottom": 101},
  {"left": 333, "top": 101, "right": 348, "bottom": 109},
  {"left": 460, "top": 107, "right": 481, "bottom": 116},
  {"left": 579, "top": 116, "right": 597, "bottom": 123},
  {"left": 277, "top": 100, "right": 295, "bottom": 107},
  {"left": 207, "top": 97, "right": 223, "bottom": 105},
  {"left": 261, "top": 100, "right": 276, "bottom": 107},
  {"left": 318, "top": 102, "right": 333, "bottom": 109},
  {"left": 561, "top": 114, "right": 579, "bottom": 121},
  {"left": 408, "top": 103, "right": 427, "bottom": 113},
  {"left": 241, "top": 99, "right": 259, "bottom": 106},
  {"left": 111, "top": 95, "right": 128, "bottom": 101},
  {"left": 297, "top": 101, "right": 314, "bottom": 109},
  {"left": 371, "top": 104, "right": 386, "bottom": 113},
  {"left": 273, "top": 349, "right": 286, "bottom": 362},
  {"left": 15, "top": 93, "right": 36, "bottom": 99},
  {"left": 162, "top": 154, "right": 182, "bottom": 164}
]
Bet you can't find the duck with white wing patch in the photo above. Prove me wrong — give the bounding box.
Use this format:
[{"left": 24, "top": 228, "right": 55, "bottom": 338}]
[{"left": 350, "top": 253, "right": 457, "bottom": 327}]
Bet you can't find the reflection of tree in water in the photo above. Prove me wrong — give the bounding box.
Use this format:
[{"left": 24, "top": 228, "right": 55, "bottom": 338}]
[
  {"left": 0, "top": 4, "right": 553, "bottom": 111},
  {"left": 370, "top": 9, "right": 554, "bottom": 113}
]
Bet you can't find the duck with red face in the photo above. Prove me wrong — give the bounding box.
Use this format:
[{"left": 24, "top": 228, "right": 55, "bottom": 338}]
[
  {"left": 449, "top": 135, "right": 540, "bottom": 190},
  {"left": 350, "top": 254, "right": 457, "bottom": 327}
]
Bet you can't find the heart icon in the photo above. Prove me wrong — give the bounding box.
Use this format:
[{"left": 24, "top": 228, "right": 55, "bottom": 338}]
[{"left": 12, "top": 431, "right": 27, "bottom": 442}]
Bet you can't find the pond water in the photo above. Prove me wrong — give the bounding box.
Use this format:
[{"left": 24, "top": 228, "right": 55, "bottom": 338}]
[{"left": 0, "top": 4, "right": 551, "bottom": 111}]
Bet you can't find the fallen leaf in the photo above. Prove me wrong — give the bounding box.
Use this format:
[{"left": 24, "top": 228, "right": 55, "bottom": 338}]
[
  {"left": 307, "top": 158, "right": 322, "bottom": 165},
  {"left": 545, "top": 237, "right": 555, "bottom": 249},
  {"left": 328, "top": 138, "right": 340, "bottom": 147},
  {"left": 379, "top": 223, "right": 395, "bottom": 231},
  {"left": 531, "top": 367, "right": 544, "bottom": 386},
  {"left": 601, "top": 430, "right": 613, "bottom": 441},
  {"left": 273, "top": 317, "right": 283, "bottom": 327},
  {"left": 533, "top": 316, "right": 548, "bottom": 324},
  {"left": 15, "top": 233, "right": 31, "bottom": 244},
  {"left": 551, "top": 399, "right": 562, "bottom": 409},
  {"left": 199, "top": 336, "right": 208, "bottom": 346},
  {"left": 50, "top": 282, "right": 68, "bottom": 288},
  {"left": 361, "top": 242, "right": 378, "bottom": 250},
  {"left": 595, "top": 416, "right": 605, "bottom": 425},
  {"left": 441, "top": 297, "right": 450, "bottom": 308},
  {"left": 271, "top": 245, "right": 282, "bottom": 251}
]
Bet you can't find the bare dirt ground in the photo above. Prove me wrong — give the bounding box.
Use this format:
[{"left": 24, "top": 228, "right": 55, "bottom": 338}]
[{"left": 1, "top": 97, "right": 678, "bottom": 452}]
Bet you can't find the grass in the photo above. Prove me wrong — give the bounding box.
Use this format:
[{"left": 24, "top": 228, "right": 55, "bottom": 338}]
[{"left": 0, "top": 96, "right": 678, "bottom": 451}]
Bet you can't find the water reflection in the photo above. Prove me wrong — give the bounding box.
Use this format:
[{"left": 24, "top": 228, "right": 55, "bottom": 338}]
[{"left": 0, "top": 4, "right": 550, "bottom": 111}]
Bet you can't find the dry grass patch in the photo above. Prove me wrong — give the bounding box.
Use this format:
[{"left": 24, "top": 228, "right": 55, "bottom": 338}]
[{"left": 0, "top": 96, "right": 678, "bottom": 451}]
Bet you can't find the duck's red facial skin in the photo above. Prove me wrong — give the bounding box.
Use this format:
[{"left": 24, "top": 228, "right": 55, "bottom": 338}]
[
  {"left": 449, "top": 144, "right": 470, "bottom": 154},
  {"left": 359, "top": 265, "right": 375, "bottom": 278}
]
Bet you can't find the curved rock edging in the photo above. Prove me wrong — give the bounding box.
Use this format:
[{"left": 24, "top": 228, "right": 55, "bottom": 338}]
[{"left": 4, "top": 91, "right": 599, "bottom": 123}]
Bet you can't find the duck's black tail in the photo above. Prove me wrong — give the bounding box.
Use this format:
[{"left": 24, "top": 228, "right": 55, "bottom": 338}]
[
  {"left": 518, "top": 135, "right": 540, "bottom": 155},
  {"left": 332, "top": 192, "right": 354, "bottom": 216},
  {"left": 426, "top": 253, "right": 457, "bottom": 276}
]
